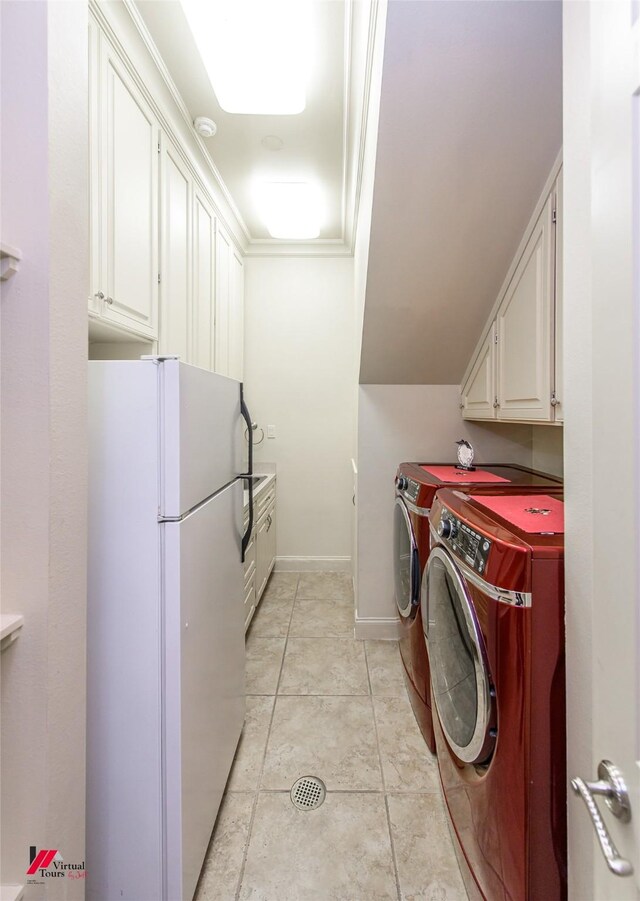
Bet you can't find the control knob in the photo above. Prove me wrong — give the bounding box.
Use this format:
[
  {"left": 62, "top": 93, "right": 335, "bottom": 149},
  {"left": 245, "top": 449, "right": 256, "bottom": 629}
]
[
  {"left": 437, "top": 518, "right": 458, "bottom": 540},
  {"left": 396, "top": 476, "right": 408, "bottom": 491}
]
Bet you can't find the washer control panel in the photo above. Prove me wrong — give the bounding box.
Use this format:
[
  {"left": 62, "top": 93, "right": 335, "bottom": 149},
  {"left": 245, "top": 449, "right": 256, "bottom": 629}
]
[
  {"left": 396, "top": 476, "right": 420, "bottom": 503},
  {"left": 437, "top": 509, "right": 491, "bottom": 575}
]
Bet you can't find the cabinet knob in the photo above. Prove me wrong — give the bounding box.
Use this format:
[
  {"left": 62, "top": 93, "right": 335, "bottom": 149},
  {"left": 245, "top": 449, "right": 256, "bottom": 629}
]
[
  {"left": 105, "top": 296, "right": 114, "bottom": 306},
  {"left": 94, "top": 291, "right": 105, "bottom": 300}
]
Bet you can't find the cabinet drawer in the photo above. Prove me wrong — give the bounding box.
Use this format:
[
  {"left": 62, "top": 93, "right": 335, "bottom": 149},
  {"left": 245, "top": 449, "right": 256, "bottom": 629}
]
[{"left": 256, "top": 486, "right": 275, "bottom": 520}]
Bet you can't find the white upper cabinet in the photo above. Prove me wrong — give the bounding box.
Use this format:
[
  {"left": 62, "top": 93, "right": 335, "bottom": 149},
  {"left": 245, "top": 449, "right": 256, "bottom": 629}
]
[
  {"left": 496, "top": 196, "right": 554, "bottom": 421},
  {"left": 192, "top": 189, "right": 216, "bottom": 371},
  {"left": 461, "top": 162, "right": 562, "bottom": 425},
  {"left": 553, "top": 172, "right": 563, "bottom": 423},
  {"left": 98, "top": 32, "right": 159, "bottom": 338},
  {"left": 88, "top": 10, "right": 245, "bottom": 370},
  {"left": 159, "top": 137, "right": 191, "bottom": 360},
  {"left": 215, "top": 223, "right": 231, "bottom": 377},
  {"left": 229, "top": 249, "right": 244, "bottom": 381},
  {"left": 461, "top": 324, "right": 496, "bottom": 419}
]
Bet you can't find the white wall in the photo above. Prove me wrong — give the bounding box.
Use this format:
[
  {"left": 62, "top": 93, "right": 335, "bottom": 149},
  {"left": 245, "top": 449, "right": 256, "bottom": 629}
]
[
  {"left": 532, "top": 424, "right": 564, "bottom": 477},
  {"left": 1, "top": 1, "right": 88, "bottom": 893},
  {"left": 356, "top": 385, "right": 533, "bottom": 636},
  {"left": 244, "top": 257, "right": 355, "bottom": 567}
]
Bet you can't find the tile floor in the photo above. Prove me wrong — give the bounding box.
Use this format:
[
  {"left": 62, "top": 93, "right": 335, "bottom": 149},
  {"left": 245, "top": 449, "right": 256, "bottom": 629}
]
[{"left": 195, "top": 572, "right": 467, "bottom": 901}]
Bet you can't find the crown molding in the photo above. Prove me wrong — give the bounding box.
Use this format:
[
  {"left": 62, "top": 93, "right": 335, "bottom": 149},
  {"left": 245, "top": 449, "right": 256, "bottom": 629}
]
[
  {"left": 118, "top": 0, "right": 251, "bottom": 251},
  {"left": 101, "top": 0, "right": 384, "bottom": 260}
]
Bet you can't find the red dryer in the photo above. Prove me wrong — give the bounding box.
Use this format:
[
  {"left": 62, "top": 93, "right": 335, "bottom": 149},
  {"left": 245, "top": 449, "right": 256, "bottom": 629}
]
[
  {"left": 393, "top": 463, "right": 562, "bottom": 753},
  {"left": 424, "top": 489, "right": 566, "bottom": 900}
]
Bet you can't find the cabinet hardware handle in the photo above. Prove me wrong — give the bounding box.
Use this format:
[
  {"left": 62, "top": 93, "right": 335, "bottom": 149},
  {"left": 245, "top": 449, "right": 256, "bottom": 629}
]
[
  {"left": 550, "top": 392, "right": 559, "bottom": 407},
  {"left": 105, "top": 296, "right": 114, "bottom": 305},
  {"left": 571, "top": 760, "right": 633, "bottom": 877},
  {"left": 266, "top": 514, "right": 272, "bottom": 531},
  {"left": 94, "top": 291, "right": 105, "bottom": 300},
  {"left": 493, "top": 399, "right": 499, "bottom": 409}
]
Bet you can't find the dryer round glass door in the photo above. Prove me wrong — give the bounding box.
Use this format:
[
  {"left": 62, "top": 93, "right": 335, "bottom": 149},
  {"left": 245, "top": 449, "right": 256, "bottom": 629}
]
[
  {"left": 424, "top": 546, "right": 495, "bottom": 764},
  {"left": 393, "top": 498, "right": 419, "bottom": 619}
]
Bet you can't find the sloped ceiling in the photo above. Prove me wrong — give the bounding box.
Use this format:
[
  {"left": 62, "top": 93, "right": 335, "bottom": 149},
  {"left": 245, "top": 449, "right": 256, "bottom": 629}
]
[{"left": 359, "top": 0, "right": 562, "bottom": 385}]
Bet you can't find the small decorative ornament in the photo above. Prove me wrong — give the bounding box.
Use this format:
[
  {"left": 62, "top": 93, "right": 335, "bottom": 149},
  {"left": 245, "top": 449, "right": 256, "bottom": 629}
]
[{"left": 455, "top": 439, "right": 476, "bottom": 471}]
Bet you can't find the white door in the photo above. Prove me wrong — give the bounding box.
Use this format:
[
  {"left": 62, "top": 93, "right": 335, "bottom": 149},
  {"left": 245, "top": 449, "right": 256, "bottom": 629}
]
[
  {"left": 496, "top": 195, "right": 554, "bottom": 421},
  {"left": 229, "top": 247, "right": 244, "bottom": 380},
  {"left": 564, "top": 2, "right": 640, "bottom": 896},
  {"left": 162, "top": 480, "right": 245, "bottom": 901},
  {"left": 100, "top": 33, "right": 159, "bottom": 338},
  {"left": 461, "top": 324, "right": 496, "bottom": 420},
  {"left": 192, "top": 190, "right": 215, "bottom": 371},
  {"left": 215, "top": 223, "right": 231, "bottom": 376},
  {"left": 159, "top": 137, "right": 191, "bottom": 361}
]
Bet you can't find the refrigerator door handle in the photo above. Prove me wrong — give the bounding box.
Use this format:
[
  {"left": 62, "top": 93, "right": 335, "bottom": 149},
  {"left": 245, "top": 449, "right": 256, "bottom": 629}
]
[{"left": 240, "top": 384, "right": 253, "bottom": 563}]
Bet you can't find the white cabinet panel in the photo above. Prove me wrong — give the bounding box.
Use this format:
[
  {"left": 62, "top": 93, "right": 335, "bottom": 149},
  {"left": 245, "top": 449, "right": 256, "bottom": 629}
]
[
  {"left": 88, "top": 15, "right": 102, "bottom": 318},
  {"left": 229, "top": 249, "right": 244, "bottom": 381},
  {"left": 159, "top": 139, "right": 191, "bottom": 360},
  {"left": 496, "top": 197, "right": 553, "bottom": 421},
  {"left": 192, "top": 190, "right": 215, "bottom": 370},
  {"left": 100, "top": 34, "right": 158, "bottom": 338},
  {"left": 553, "top": 172, "right": 563, "bottom": 423},
  {"left": 461, "top": 326, "right": 496, "bottom": 420},
  {"left": 215, "top": 224, "right": 231, "bottom": 376}
]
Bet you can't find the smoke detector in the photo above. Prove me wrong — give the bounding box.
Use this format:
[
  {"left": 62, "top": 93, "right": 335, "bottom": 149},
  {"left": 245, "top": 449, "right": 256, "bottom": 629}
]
[{"left": 194, "top": 117, "right": 217, "bottom": 138}]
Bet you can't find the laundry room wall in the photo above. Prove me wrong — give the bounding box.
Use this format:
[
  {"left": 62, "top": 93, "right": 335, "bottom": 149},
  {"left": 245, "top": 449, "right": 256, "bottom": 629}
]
[
  {"left": 244, "top": 256, "right": 356, "bottom": 569},
  {"left": 532, "top": 425, "right": 564, "bottom": 477},
  {"left": 356, "top": 384, "right": 534, "bottom": 637},
  {"left": 1, "top": 1, "right": 88, "bottom": 891}
]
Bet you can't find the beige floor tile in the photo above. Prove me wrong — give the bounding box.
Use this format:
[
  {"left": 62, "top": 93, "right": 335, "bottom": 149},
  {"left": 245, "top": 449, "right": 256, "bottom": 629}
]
[
  {"left": 296, "top": 571, "right": 353, "bottom": 602},
  {"left": 289, "top": 597, "right": 355, "bottom": 638},
  {"left": 245, "top": 635, "right": 286, "bottom": 694},
  {"left": 388, "top": 793, "right": 468, "bottom": 900},
  {"left": 366, "top": 639, "right": 407, "bottom": 697},
  {"left": 279, "top": 637, "right": 369, "bottom": 695},
  {"left": 374, "top": 696, "right": 439, "bottom": 791},
  {"left": 195, "top": 792, "right": 254, "bottom": 901},
  {"left": 248, "top": 592, "right": 294, "bottom": 638},
  {"left": 262, "top": 571, "right": 300, "bottom": 600},
  {"left": 239, "top": 792, "right": 397, "bottom": 900},
  {"left": 261, "top": 695, "right": 383, "bottom": 790},
  {"left": 227, "top": 696, "right": 275, "bottom": 791}
]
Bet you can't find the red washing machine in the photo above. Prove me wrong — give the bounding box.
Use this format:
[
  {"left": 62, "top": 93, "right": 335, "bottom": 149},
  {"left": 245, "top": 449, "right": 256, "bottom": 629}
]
[
  {"left": 393, "top": 462, "right": 562, "bottom": 754},
  {"left": 424, "top": 489, "right": 566, "bottom": 900}
]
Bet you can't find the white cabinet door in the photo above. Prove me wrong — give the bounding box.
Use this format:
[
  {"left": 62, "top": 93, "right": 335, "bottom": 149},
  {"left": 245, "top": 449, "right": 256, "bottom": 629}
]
[
  {"left": 229, "top": 248, "right": 244, "bottom": 381},
  {"left": 461, "top": 325, "right": 496, "bottom": 420},
  {"left": 215, "top": 223, "right": 231, "bottom": 376},
  {"left": 496, "top": 196, "right": 554, "bottom": 421},
  {"left": 159, "top": 138, "right": 191, "bottom": 361},
  {"left": 100, "top": 34, "right": 159, "bottom": 339},
  {"left": 255, "top": 513, "right": 270, "bottom": 601},
  {"left": 553, "top": 172, "right": 563, "bottom": 423},
  {"left": 265, "top": 502, "right": 276, "bottom": 576},
  {"left": 88, "top": 15, "right": 102, "bottom": 318},
  {"left": 192, "top": 190, "right": 215, "bottom": 370}
]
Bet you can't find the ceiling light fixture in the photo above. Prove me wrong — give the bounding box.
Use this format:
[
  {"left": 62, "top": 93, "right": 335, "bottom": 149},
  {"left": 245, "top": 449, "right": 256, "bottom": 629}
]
[
  {"left": 181, "top": 0, "right": 311, "bottom": 115},
  {"left": 256, "top": 181, "right": 322, "bottom": 240},
  {"left": 193, "top": 116, "right": 217, "bottom": 138}
]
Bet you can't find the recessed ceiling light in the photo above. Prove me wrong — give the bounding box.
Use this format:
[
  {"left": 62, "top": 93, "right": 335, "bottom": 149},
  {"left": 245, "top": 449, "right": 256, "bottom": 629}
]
[
  {"left": 181, "top": 0, "right": 311, "bottom": 115},
  {"left": 256, "top": 181, "right": 322, "bottom": 240},
  {"left": 193, "top": 116, "right": 217, "bottom": 138},
  {"left": 261, "top": 135, "right": 284, "bottom": 152}
]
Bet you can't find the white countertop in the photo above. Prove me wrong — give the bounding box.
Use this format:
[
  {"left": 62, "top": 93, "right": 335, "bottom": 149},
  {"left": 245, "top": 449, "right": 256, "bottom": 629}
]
[{"left": 243, "top": 471, "right": 276, "bottom": 511}]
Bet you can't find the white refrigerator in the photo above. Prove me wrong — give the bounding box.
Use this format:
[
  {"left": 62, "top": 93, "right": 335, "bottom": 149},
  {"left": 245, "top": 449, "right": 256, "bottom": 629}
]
[{"left": 87, "top": 359, "right": 251, "bottom": 901}]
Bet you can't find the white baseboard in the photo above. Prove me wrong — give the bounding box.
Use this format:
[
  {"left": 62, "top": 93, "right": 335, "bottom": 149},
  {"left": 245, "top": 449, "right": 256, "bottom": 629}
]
[
  {"left": 354, "top": 615, "right": 400, "bottom": 640},
  {"left": 275, "top": 556, "right": 351, "bottom": 573}
]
